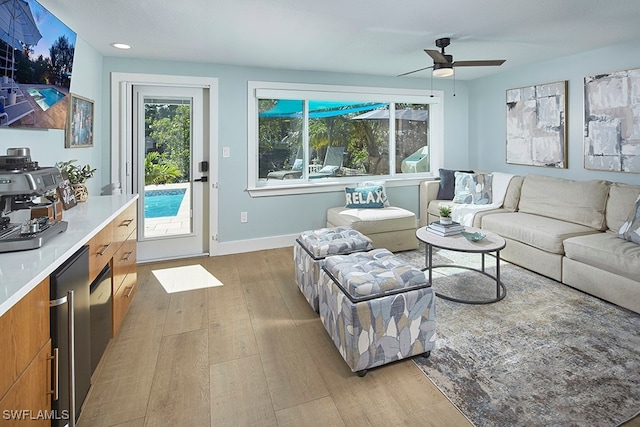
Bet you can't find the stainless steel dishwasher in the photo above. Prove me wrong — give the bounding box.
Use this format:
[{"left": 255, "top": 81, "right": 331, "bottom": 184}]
[{"left": 90, "top": 263, "right": 112, "bottom": 375}]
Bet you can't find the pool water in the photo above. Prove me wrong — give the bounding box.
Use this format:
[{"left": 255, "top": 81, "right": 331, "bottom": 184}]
[
  {"left": 145, "top": 188, "right": 186, "bottom": 218},
  {"left": 26, "top": 87, "right": 66, "bottom": 111}
]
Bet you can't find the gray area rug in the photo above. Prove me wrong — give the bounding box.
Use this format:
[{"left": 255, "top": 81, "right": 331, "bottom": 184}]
[{"left": 395, "top": 247, "right": 640, "bottom": 427}]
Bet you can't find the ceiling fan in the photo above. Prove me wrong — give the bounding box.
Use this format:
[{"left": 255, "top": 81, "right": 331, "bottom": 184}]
[{"left": 398, "top": 38, "right": 506, "bottom": 77}]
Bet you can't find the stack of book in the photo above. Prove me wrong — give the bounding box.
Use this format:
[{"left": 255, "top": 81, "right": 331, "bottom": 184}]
[{"left": 427, "top": 221, "right": 464, "bottom": 236}]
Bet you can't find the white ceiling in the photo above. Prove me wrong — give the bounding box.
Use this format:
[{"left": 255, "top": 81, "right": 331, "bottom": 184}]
[{"left": 40, "top": 0, "right": 640, "bottom": 80}]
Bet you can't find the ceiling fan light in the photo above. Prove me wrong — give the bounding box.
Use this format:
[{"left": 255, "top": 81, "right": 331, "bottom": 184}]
[{"left": 433, "top": 64, "right": 454, "bottom": 77}]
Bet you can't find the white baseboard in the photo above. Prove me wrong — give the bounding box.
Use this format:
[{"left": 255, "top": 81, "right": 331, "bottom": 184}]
[{"left": 212, "top": 233, "right": 298, "bottom": 255}]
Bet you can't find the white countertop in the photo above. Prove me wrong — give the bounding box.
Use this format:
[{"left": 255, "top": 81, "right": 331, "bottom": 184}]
[{"left": 0, "top": 194, "right": 139, "bottom": 317}]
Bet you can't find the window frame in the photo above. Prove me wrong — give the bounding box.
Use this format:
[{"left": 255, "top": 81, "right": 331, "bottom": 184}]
[{"left": 247, "top": 81, "right": 444, "bottom": 197}]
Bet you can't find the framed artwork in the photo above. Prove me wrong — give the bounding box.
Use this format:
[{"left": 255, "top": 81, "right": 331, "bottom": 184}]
[
  {"left": 65, "top": 94, "right": 94, "bottom": 148},
  {"left": 505, "top": 81, "right": 567, "bottom": 168},
  {"left": 56, "top": 179, "right": 77, "bottom": 210},
  {"left": 584, "top": 67, "right": 640, "bottom": 173}
]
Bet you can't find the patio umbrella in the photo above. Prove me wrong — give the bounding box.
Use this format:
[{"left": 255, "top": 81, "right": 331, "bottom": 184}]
[
  {"left": 0, "top": 0, "right": 42, "bottom": 81},
  {"left": 260, "top": 100, "right": 387, "bottom": 119}
]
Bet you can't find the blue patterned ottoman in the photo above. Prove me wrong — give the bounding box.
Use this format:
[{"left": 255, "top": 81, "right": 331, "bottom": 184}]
[
  {"left": 318, "top": 248, "right": 436, "bottom": 376},
  {"left": 294, "top": 226, "right": 374, "bottom": 312}
]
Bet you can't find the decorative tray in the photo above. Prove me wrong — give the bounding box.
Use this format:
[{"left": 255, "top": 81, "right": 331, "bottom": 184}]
[{"left": 461, "top": 231, "right": 486, "bottom": 242}]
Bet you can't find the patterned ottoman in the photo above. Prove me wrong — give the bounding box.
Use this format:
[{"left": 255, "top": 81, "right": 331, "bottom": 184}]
[
  {"left": 318, "top": 248, "right": 436, "bottom": 376},
  {"left": 294, "top": 226, "right": 374, "bottom": 312}
]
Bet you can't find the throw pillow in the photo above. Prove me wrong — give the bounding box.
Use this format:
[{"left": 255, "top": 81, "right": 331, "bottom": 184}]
[
  {"left": 345, "top": 183, "right": 388, "bottom": 208},
  {"left": 359, "top": 180, "right": 390, "bottom": 207},
  {"left": 453, "top": 172, "right": 493, "bottom": 205},
  {"left": 291, "top": 158, "right": 303, "bottom": 171},
  {"left": 618, "top": 195, "right": 640, "bottom": 244},
  {"left": 437, "top": 168, "right": 474, "bottom": 200},
  {"left": 318, "top": 165, "right": 339, "bottom": 174},
  {"left": 0, "top": 102, "right": 4, "bottom": 114}
]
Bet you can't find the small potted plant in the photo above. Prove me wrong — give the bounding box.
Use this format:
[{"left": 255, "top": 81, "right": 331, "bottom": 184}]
[
  {"left": 56, "top": 160, "right": 96, "bottom": 202},
  {"left": 439, "top": 205, "right": 453, "bottom": 225}
]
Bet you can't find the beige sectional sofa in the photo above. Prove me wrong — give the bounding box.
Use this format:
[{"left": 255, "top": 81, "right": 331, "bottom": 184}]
[{"left": 419, "top": 173, "right": 640, "bottom": 314}]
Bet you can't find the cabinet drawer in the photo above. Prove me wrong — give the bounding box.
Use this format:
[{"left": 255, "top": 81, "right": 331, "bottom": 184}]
[
  {"left": 0, "top": 340, "right": 52, "bottom": 426},
  {"left": 0, "top": 278, "right": 50, "bottom": 400},
  {"left": 113, "top": 271, "right": 137, "bottom": 336},
  {"left": 112, "top": 236, "right": 136, "bottom": 293},
  {"left": 88, "top": 223, "right": 115, "bottom": 283},
  {"left": 114, "top": 202, "right": 137, "bottom": 245}
]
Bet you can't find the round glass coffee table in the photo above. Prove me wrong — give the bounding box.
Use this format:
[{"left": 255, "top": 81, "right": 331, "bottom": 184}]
[{"left": 415, "top": 226, "right": 507, "bottom": 304}]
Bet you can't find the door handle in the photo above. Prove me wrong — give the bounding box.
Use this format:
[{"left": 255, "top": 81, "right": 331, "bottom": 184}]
[{"left": 194, "top": 176, "right": 208, "bottom": 182}]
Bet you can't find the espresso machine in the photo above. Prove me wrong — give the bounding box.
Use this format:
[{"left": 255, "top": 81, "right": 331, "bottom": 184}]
[{"left": 0, "top": 148, "right": 68, "bottom": 253}]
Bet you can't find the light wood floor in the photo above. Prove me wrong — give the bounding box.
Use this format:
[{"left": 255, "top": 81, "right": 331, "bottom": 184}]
[{"left": 77, "top": 247, "right": 470, "bottom": 427}]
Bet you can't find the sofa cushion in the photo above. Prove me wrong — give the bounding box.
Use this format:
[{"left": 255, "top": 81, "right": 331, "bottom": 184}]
[
  {"left": 606, "top": 182, "right": 640, "bottom": 232},
  {"left": 502, "top": 175, "right": 524, "bottom": 212},
  {"left": 482, "top": 212, "right": 599, "bottom": 254},
  {"left": 564, "top": 232, "right": 640, "bottom": 282},
  {"left": 518, "top": 175, "right": 608, "bottom": 230},
  {"left": 453, "top": 172, "right": 493, "bottom": 204},
  {"left": 327, "top": 206, "right": 416, "bottom": 235},
  {"left": 436, "top": 168, "right": 474, "bottom": 200}
]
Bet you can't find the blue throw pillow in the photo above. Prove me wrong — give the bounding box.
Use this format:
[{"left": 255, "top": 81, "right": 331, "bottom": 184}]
[
  {"left": 345, "top": 184, "right": 387, "bottom": 208},
  {"left": 0, "top": 102, "right": 4, "bottom": 114}
]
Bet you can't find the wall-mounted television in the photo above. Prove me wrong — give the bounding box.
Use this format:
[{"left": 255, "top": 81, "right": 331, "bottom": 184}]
[{"left": 0, "top": 0, "right": 77, "bottom": 130}]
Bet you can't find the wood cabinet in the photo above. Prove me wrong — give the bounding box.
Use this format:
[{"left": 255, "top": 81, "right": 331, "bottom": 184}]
[
  {"left": 87, "top": 201, "right": 137, "bottom": 337},
  {"left": 111, "top": 203, "right": 137, "bottom": 336},
  {"left": 0, "top": 278, "right": 52, "bottom": 426}
]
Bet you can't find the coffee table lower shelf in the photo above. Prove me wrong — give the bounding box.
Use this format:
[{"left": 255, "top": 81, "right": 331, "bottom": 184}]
[
  {"left": 424, "top": 261, "right": 506, "bottom": 304},
  {"left": 416, "top": 226, "right": 507, "bottom": 305}
]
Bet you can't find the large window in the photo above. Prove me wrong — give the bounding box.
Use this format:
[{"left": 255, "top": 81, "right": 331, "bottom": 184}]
[{"left": 248, "top": 82, "right": 443, "bottom": 195}]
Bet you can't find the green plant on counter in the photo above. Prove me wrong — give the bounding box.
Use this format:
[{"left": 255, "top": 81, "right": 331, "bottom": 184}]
[{"left": 55, "top": 160, "right": 96, "bottom": 184}]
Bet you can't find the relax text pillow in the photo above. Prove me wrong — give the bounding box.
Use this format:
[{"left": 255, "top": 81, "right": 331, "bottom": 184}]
[{"left": 345, "top": 182, "right": 389, "bottom": 208}]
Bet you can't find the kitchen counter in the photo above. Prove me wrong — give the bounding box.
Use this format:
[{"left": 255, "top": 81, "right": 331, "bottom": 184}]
[{"left": 0, "top": 194, "right": 138, "bottom": 316}]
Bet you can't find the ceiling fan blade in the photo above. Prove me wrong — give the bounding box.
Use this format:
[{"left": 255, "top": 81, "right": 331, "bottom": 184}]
[
  {"left": 424, "top": 49, "right": 447, "bottom": 64},
  {"left": 453, "top": 59, "right": 506, "bottom": 67},
  {"left": 397, "top": 65, "right": 434, "bottom": 77}
]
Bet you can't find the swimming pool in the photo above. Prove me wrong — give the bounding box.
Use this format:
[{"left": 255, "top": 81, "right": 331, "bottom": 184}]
[
  {"left": 144, "top": 188, "right": 186, "bottom": 218},
  {"left": 26, "top": 87, "right": 66, "bottom": 111}
]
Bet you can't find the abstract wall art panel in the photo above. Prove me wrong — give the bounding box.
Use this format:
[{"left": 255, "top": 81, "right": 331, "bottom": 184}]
[
  {"left": 506, "top": 81, "right": 567, "bottom": 168},
  {"left": 584, "top": 68, "right": 640, "bottom": 173}
]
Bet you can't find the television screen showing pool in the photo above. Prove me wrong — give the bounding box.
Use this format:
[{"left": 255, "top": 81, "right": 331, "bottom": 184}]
[{"left": 0, "top": 0, "right": 77, "bottom": 129}]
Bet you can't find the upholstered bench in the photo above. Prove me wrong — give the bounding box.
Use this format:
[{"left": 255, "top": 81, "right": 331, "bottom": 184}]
[
  {"left": 326, "top": 206, "right": 418, "bottom": 252},
  {"left": 294, "top": 226, "right": 373, "bottom": 312},
  {"left": 318, "top": 248, "right": 436, "bottom": 376}
]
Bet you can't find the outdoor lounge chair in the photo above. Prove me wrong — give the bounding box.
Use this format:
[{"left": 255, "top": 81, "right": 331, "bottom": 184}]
[
  {"left": 401, "top": 146, "right": 429, "bottom": 173},
  {"left": 0, "top": 101, "right": 35, "bottom": 126},
  {"left": 267, "top": 147, "right": 304, "bottom": 180},
  {"left": 309, "top": 146, "right": 345, "bottom": 179}
]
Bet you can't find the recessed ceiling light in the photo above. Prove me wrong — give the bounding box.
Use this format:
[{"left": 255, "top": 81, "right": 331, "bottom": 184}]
[{"left": 111, "top": 43, "right": 131, "bottom": 50}]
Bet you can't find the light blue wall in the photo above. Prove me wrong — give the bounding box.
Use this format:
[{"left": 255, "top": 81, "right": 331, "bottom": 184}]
[
  {"left": 0, "top": 37, "right": 104, "bottom": 195},
  {"left": 101, "top": 58, "right": 470, "bottom": 242},
  {"left": 469, "top": 40, "right": 640, "bottom": 186}
]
